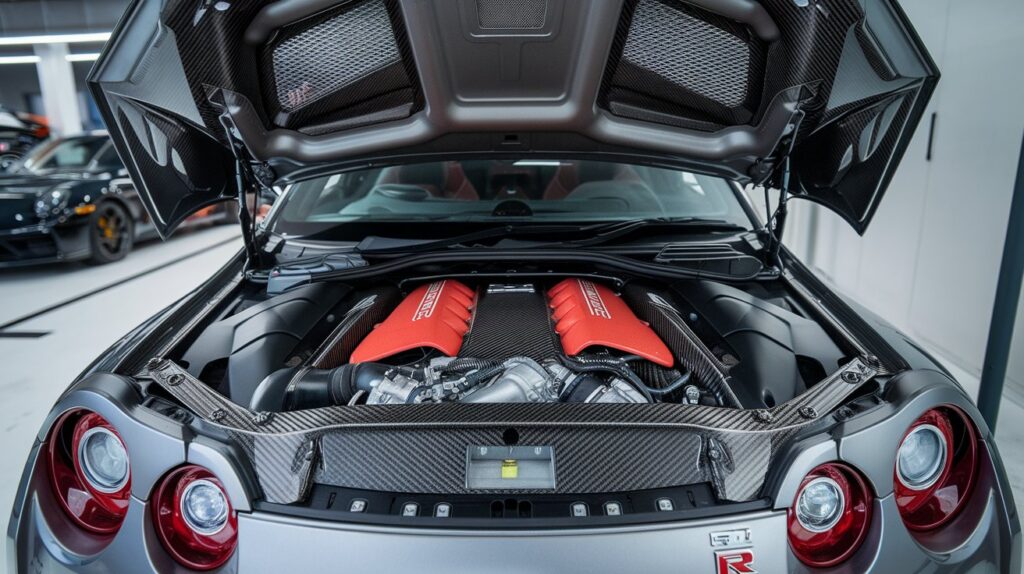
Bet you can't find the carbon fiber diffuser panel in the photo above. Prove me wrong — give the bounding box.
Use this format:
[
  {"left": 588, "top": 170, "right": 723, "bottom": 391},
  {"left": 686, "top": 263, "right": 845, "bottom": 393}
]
[{"left": 147, "top": 358, "right": 876, "bottom": 504}]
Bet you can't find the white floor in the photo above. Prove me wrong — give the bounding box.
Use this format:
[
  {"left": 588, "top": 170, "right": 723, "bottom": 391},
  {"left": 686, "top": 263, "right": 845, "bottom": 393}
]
[
  {"left": 0, "top": 230, "right": 1021, "bottom": 569},
  {"left": 0, "top": 225, "right": 241, "bottom": 566}
]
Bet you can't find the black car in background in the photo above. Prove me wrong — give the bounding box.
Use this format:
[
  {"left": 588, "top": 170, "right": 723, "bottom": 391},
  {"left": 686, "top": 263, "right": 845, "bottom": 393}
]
[{"left": 0, "top": 133, "right": 237, "bottom": 267}]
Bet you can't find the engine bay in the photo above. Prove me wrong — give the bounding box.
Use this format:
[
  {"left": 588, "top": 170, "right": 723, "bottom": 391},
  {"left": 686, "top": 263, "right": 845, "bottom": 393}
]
[{"left": 179, "top": 272, "right": 848, "bottom": 414}]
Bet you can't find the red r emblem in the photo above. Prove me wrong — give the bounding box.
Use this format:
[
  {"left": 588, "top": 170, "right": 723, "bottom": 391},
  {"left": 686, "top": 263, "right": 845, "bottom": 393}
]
[{"left": 715, "top": 550, "right": 757, "bottom": 574}]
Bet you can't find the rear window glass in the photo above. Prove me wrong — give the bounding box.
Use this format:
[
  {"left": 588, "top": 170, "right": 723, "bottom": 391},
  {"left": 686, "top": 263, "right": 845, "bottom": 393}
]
[{"left": 274, "top": 160, "right": 752, "bottom": 235}]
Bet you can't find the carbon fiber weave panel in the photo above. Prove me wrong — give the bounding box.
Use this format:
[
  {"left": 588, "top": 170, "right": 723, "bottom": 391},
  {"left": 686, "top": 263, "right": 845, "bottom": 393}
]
[
  {"left": 624, "top": 286, "right": 740, "bottom": 408},
  {"left": 459, "top": 287, "right": 562, "bottom": 362},
  {"left": 146, "top": 358, "right": 875, "bottom": 504}
]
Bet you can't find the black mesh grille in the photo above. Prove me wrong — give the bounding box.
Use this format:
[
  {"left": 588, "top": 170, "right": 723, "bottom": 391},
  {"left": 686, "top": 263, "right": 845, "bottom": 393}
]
[
  {"left": 622, "top": 0, "right": 750, "bottom": 108},
  {"left": 271, "top": 0, "right": 401, "bottom": 113},
  {"left": 476, "top": 0, "right": 548, "bottom": 29},
  {"left": 603, "top": 0, "right": 767, "bottom": 130}
]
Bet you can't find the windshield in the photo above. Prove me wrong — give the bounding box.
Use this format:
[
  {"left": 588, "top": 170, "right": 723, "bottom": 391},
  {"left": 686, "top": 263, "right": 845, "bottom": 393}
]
[
  {"left": 17, "top": 137, "right": 108, "bottom": 174},
  {"left": 273, "top": 160, "right": 753, "bottom": 237}
]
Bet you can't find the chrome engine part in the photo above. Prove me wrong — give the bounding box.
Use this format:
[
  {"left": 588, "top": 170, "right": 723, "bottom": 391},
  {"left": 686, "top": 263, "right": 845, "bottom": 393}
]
[
  {"left": 575, "top": 378, "right": 649, "bottom": 404},
  {"left": 365, "top": 371, "right": 425, "bottom": 405},
  {"left": 360, "top": 357, "right": 651, "bottom": 405},
  {"left": 459, "top": 358, "right": 565, "bottom": 404}
]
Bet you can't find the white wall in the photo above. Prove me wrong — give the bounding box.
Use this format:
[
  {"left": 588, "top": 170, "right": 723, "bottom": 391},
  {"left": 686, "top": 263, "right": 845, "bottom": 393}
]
[{"left": 781, "top": 0, "right": 1024, "bottom": 391}]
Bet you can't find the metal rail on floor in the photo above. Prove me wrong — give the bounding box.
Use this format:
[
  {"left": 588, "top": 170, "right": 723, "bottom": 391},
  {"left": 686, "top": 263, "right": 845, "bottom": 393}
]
[
  {"left": 977, "top": 131, "right": 1024, "bottom": 431},
  {"left": 0, "top": 235, "right": 239, "bottom": 334}
]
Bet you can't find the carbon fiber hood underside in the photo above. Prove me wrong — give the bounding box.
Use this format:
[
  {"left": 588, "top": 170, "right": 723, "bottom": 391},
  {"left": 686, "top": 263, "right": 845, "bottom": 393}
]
[{"left": 92, "top": 0, "right": 937, "bottom": 237}]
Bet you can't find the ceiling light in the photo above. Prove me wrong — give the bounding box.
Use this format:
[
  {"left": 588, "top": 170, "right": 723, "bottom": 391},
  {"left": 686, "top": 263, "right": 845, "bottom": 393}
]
[
  {"left": 66, "top": 53, "right": 100, "bottom": 62},
  {"left": 0, "top": 32, "right": 111, "bottom": 46},
  {"left": 0, "top": 55, "right": 41, "bottom": 65}
]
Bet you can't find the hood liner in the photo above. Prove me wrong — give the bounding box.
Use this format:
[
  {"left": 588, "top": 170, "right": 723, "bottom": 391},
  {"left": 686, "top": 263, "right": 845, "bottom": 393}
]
[
  {"left": 147, "top": 357, "right": 876, "bottom": 504},
  {"left": 91, "top": 0, "right": 937, "bottom": 237}
]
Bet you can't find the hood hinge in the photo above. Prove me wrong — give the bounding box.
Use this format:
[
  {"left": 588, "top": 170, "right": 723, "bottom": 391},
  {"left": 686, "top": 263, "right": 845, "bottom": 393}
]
[{"left": 210, "top": 89, "right": 272, "bottom": 270}]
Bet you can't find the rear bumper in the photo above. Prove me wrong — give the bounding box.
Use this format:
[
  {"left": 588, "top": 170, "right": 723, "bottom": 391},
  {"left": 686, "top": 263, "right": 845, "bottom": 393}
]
[
  {"left": 0, "top": 221, "right": 91, "bottom": 267},
  {"left": 7, "top": 371, "right": 1022, "bottom": 573},
  {"left": 8, "top": 438, "right": 1020, "bottom": 573}
]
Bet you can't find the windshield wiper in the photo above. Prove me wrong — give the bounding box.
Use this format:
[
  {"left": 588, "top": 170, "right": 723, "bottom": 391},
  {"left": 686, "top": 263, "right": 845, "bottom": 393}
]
[{"left": 355, "top": 219, "right": 655, "bottom": 255}]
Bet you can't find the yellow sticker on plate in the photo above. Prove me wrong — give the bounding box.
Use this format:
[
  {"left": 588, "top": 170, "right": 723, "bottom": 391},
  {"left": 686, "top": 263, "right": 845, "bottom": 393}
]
[{"left": 501, "top": 459, "right": 519, "bottom": 479}]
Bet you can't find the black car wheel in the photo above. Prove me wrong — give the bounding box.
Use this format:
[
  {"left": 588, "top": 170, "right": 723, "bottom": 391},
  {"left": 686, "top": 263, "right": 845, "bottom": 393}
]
[{"left": 88, "top": 201, "right": 134, "bottom": 265}]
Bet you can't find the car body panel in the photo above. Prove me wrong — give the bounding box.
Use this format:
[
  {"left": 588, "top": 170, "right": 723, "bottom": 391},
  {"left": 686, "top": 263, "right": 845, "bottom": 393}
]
[
  {"left": 90, "top": 0, "right": 937, "bottom": 237},
  {"left": 8, "top": 363, "right": 1019, "bottom": 572}
]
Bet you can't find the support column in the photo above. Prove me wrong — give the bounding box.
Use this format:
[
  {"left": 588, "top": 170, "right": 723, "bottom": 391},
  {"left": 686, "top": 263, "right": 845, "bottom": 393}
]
[
  {"left": 33, "top": 43, "right": 83, "bottom": 136},
  {"left": 977, "top": 131, "right": 1024, "bottom": 430}
]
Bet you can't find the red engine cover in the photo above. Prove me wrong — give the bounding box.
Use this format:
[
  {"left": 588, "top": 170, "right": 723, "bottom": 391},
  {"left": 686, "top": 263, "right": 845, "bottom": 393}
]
[
  {"left": 350, "top": 280, "right": 476, "bottom": 363},
  {"left": 548, "top": 279, "right": 674, "bottom": 367}
]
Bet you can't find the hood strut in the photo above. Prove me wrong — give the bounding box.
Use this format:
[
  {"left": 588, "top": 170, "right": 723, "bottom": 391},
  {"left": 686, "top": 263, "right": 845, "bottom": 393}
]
[
  {"left": 763, "top": 110, "right": 804, "bottom": 270},
  {"left": 211, "top": 90, "right": 268, "bottom": 269},
  {"left": 764, "top": 157, "right": 792, "bottom": 270}
]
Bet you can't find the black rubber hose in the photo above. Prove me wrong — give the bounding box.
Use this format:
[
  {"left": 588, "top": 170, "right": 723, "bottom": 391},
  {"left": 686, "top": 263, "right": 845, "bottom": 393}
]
[
  {"left": 644, "top": 372, "right": 692, "bottom": 396},
  {"left": 277, "top": 363, "right": 402, "bottom": 410},
  {"left": 441, "top": 358, "right": 501, "bottom": 374},
  {"left": 558, "top": 356, "right": 655, "bottom": 403}
]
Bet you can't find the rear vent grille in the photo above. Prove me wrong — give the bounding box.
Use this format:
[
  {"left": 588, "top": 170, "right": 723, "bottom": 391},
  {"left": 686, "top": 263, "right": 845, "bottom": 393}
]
[
  {"left": 476, "top": 0, "right": 548, "bottom": 29},
  {"left": 604, "top": 0, "right": 766, "bottom": 130},
  {"left": 622, "top": 0, "right": 749, "bottom": 108},
  {"left": 654, "top": 244, "right": 763, "bottom": 279},
  {"left": 260, "top": 0, "right": 422, "bottom": 133},
  {"left": 272, "top": 0, "right": 400, "bottom": 112}
]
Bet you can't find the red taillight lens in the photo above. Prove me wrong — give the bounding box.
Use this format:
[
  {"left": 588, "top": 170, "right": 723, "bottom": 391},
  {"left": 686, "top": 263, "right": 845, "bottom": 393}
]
[
  {"left": 788, "top": 463, "right": 873, "bottom": 568},
  {"left": 894, "top": 406, "right": 978, "bottom": 531},
  {"left": 46, "top": 410, "right": 131, "bottom": 534},
  {"left": 153, "top": 465, "right": 238, "bottom": 571}
]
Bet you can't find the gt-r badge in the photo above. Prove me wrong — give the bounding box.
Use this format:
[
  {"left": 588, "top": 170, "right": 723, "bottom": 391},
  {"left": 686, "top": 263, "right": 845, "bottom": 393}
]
[
  {"left": 709, "top": 528, "right": 752, "bottom": 548},
  {"left": 715, "top": 550, "right": 756, "bottom": 574}
]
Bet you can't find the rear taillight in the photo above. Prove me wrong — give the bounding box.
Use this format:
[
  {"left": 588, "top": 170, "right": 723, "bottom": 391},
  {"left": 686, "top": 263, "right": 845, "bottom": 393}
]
[
  {"left": 153, "top": 465, "right": 238, "bottom": 571},
  {"left": 788, "top": 463, "right": 872, "bottom": 568},
  {"left": 894, "top": 406, "right": 978, "bottom": 531},
  {"left": 47, "top": 410, "right": 131, "bottom": 534}
]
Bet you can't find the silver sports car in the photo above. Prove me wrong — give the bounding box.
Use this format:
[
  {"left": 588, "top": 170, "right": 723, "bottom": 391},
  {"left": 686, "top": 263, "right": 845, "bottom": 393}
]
[{"left": 8, "top": 0, "right": 1021, "bottom": 572}]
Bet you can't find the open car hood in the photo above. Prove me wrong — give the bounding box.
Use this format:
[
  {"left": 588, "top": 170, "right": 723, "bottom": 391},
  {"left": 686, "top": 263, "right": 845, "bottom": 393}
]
[{"left": 90, "top": 0, "right": 937, "bottom": 237}]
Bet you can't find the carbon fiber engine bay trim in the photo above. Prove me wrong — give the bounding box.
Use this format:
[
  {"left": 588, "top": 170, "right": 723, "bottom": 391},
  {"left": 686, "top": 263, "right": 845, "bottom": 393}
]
[{"left": 145, "top": 357, "right": 877, "bottom": 505}]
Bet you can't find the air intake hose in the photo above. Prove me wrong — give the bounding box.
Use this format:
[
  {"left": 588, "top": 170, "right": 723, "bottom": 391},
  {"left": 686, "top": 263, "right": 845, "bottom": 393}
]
[{"left": 250, "top": 363, "right": 400, "bottom": 412}]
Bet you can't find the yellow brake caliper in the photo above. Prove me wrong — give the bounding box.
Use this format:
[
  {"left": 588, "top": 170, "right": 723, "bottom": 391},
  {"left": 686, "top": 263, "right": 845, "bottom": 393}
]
[{"left": 98, "top": 216, "right": 114, "bottom": 239}]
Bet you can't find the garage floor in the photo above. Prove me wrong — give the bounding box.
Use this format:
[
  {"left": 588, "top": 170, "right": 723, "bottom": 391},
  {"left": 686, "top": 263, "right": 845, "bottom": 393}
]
[{"left": 1, "top": 229, "right": 1021, "bottom": 567}]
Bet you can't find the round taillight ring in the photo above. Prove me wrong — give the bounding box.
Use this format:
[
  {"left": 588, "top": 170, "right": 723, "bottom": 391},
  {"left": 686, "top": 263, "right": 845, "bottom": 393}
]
[
  {"left": 896, "top": 423, "right": 948, "bottom": 491},
  {"left": 46, "top": 409, "right": 131, "bottom": 534},
  {"left": 153, "top": 465, "right": 238, "bottom": 571},
  {"left": 788, "top": 463, "right": 873, "bottom": 568},
  {"left": 76, "top": 426, "right": 130, "bottom": 494},
  {"left": 180, "top": 479, "right": 231, "bottom": 536},
  {"left": 795, "top": 476, "right": 846, "bottom": 533},
  {"left": 894, "top": 406, "right": 979, "bottom": 532}
]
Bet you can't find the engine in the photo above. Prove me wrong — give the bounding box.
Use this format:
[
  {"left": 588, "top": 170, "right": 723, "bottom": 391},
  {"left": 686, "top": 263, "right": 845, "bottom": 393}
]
[{"left": 252, "top": 279, "right": 711, "bottom": 410}]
